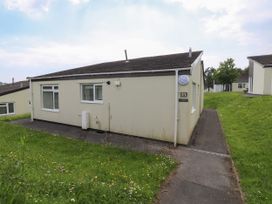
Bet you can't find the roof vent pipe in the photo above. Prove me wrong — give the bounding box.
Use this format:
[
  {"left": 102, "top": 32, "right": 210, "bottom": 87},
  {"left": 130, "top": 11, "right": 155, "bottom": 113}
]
[
  {"left": 189, "top": 47, "right": 192, "bottom": 58},
  {"left": 124, "top": 49, "right": 129, "bottom": 62},
  {"left": 12, "top": 77, "right": 14, "bottom": 84}
]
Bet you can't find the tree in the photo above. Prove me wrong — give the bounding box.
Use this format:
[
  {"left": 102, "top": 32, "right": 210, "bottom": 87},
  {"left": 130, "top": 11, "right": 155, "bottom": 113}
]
[
  {"left": 204, "top": 67, "right": 216, "bottom": 91},
  {"left": 216, "top": 58, "right": 239, "bottom": 91}
]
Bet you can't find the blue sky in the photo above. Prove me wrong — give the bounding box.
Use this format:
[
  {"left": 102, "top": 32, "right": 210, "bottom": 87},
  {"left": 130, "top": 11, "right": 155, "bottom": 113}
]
[{"left": 0, "top": 0, "right": 272, "bottom": 83}]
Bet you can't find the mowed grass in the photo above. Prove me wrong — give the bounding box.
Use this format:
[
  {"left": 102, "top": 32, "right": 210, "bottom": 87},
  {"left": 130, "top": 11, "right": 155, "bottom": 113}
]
[
  {"left": 0, "top": 118, "right": 176, "bottom": 204},
  {"left": 205, "top": 92, "right": 272, "bottom": 204}
]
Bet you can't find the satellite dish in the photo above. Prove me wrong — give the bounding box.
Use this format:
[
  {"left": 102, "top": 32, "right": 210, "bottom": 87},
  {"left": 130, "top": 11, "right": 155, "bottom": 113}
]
[{"left": 178, "top": 75, "right": 190, "bottom": 86}]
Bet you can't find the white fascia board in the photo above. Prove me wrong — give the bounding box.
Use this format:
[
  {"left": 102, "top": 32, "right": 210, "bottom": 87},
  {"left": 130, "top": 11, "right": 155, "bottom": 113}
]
[
  {"left": 189, "top": 51, "right": 203, "bottom": 74},
  {"left": 30, "top": 68, "right": 191, "bottom": 81}
]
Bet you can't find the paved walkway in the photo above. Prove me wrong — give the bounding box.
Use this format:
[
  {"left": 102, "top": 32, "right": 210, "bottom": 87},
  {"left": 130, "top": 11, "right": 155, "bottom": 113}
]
[
  {"left": 12, "top": 109, "right": 243, "bottom": 204},
  {"left": 157, "top": 109, "right": 243, "bottom": 204},
  {"left": 189, "top": 109, "right": 228, "bottom": 154}
]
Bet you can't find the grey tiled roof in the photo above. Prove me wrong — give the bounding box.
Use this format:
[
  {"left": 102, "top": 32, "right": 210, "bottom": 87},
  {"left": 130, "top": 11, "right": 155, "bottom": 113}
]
[
  {"left": 0, "top": 81, "right": 29, "bottom": 96},
  {"left": 248, "top": 54, "right": 272, "bottom": 68},
  {"left": 32, "top": 51, "right": 203, "bottom": 80},
  {"left": 235, "top": 72, "right": 248, "bottom": 83}
]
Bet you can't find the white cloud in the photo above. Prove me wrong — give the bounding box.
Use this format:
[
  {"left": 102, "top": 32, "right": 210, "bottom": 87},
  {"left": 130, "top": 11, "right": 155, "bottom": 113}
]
[
  {"left": 68, "top": 0, "right": 90, "bottom": 5},
  {"left": 3, "top": 0, "right": 51, "bottom": 18},
  {"left": 166, "top": 0, "right": 247, "bottom": 13},
  {"left": 0, "top": 4, "right": 186, "bottom": 81},
  {"left": 0, "top": 37, "right": 183, "bottom": 73},
  {"left": 165, "top": 0, "right": 272, "bottom": 44}
]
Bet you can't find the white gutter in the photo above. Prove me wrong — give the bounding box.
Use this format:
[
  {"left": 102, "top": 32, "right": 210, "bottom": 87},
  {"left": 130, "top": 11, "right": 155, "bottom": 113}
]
[
  {"left": 29, "top": 68, "right": 190, "bottom": 80},
  {"left": 174, "top": 69, "right": 179, "bottom": 147}
]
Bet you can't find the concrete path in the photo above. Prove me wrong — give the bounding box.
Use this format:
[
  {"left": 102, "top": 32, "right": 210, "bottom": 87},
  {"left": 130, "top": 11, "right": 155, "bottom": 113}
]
[
  {"left": 157, "top": 109, "right": 243, "bottom": 204},
  {"left": 189, "top": 109, "right": 228, "bottom": 154},
  {"left": 12, "top": 109, "right": 243, "bottom": 204}
]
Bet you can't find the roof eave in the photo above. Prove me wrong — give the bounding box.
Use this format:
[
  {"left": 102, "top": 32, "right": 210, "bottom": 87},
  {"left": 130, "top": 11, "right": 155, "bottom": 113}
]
[
  {"left": 0, "top": 86, "right": 29, "bottom": 97},
  {"left": 30, "top": 67, "right": 192, "bottom": 81}
]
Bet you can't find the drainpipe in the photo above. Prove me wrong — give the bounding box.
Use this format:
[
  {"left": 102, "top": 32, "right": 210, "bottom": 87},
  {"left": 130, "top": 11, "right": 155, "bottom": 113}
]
[
  {"left": 174, "top": 69, "right": 179, "bottom": 147},
  {"left": 29, "top": 78, "right": 34, "bottom": 122}
]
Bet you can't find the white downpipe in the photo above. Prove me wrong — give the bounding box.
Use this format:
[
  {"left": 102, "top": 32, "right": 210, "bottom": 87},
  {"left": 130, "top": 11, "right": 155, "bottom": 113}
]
[
  {"left": 29, "top": 79, "right": 34, "bottom": 121},
  {"left": 174, "top": 69, "right": 179, "bottom": 147}
]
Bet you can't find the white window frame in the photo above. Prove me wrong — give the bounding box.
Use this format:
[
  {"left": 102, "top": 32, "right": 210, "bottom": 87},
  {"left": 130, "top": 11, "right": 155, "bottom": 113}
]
[
  {"left": 0, "top": 102, "right": 15, "bottom": 116},
  {"left": 192, "top": 82, "right": 197, "bottom": 113},
  {"left": 81, "top": 83, "right": 103, "bottom": 104},
  {"left": 42, "top": 85, "right": 59, "bottom": 112}
]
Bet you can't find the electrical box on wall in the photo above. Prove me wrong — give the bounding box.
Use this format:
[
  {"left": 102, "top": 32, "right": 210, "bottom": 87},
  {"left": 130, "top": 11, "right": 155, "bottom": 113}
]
[
  {"left": 81, "top": 111, "right": 90, "bottom": 130},
  {"left": 114, "top": 80, "right": 121, "bottom": 87}
]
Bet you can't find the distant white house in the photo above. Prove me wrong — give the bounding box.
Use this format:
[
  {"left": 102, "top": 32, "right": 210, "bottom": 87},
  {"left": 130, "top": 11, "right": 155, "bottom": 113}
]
[
  {"left": 0, "top": 81, "right": 30, "bottom": 116},
  {"left": 210, "top": 74, "right": 248, "bottom": 93},
  {"left": 232, "top": 72, "right": 248, "bottom": 92},
  {"left": 213, "top": 84, "right": 224, "bottom": 92},
  {"left": 247, "top": 54, "right": 272, "bottom": 95}
]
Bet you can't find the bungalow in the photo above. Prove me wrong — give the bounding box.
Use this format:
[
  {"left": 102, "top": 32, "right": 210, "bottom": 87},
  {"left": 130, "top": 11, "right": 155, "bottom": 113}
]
[
  {"left": 248, "top": 54, "right": 272, "bottom": 95},
  {"left": 0, "top": 81, "right": 30, "bottom": 117},
  {"left": 30, "top": 50, "right": 204, "bottom": 145},
  {"left": 232, "top": 71, "right": 248, "bottom": 92}
]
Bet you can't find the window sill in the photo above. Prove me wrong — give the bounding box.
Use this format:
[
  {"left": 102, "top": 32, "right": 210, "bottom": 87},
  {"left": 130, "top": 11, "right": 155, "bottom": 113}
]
[
  {"left": 0, "top": 113, "right": 15, "bottom": 116},
  {"left": 81, "top": 100, "right": 103, "bottom": 104},
  {"left": 42, "top": 108, "right": 60, "bottom": 113}
]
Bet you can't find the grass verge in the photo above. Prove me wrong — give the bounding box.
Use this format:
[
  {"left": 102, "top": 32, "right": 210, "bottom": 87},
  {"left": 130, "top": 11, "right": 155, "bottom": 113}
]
[
  {"left": 205, "top": 92, "right": 272, "bottom": 204},
  {"left": 0, "top": 117, "right": 176, "bottom": 204},
  {"left": 0, "top": 113, "right": 30, "bottom": 122}
]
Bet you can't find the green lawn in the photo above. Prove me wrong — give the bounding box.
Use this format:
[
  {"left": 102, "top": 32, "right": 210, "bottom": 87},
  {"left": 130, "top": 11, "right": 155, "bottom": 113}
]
[
  {"left": 205, "top": 92, "right": 272, "bottom": 204},
  {"left": 0, "top": 117, "right": 176, "bottom": 204}
]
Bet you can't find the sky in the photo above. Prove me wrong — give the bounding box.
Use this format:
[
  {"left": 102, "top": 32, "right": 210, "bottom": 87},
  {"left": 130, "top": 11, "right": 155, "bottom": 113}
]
[{"left": 0, "top": 0, "right": 272, "bottom": 83}]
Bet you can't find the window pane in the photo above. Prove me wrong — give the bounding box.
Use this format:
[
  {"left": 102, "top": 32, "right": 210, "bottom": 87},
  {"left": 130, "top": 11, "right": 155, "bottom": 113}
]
[
  {"left": 8, "top": 103, "right": 14, "bottom": 113},
  {"left": 43, "top": 92, "right": 53, "bottom": 109},
  {"left": 0, "top": 106, "right": 7, "bottom": 115},
  {"left": 82, "top": 85, "right": 93, "bottom": 101},
  {"left": 95, "top": 85, "right": 103, "bottom": 100},
  {"left": 43, "top": 86, "right": 53, "bottom": 90},
  {"left": 54, "top": 86, "right": 59, "bottom": 90},
  {"left": 54, "top": 92, "right": 59, "bottom": 109}
]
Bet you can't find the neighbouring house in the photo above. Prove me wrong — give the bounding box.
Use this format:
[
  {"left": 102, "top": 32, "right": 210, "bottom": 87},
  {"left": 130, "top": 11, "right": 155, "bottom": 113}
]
[
  {"left": 212, "top": 84, "right": 224, "bottom": 92},
  {"left": 30, "top": 51, "right": 204, "bottom": 145},
  {"left": 210, "top": 71, "right": 249, "bottom": 93},
  {"left": 248, "top": 54, "right": 272, "bottom": 95},
  {"left": 232, "top": 71, "right": 248, "bottom": 92},
  {"left": 0, "top": 81, "right": 30, "bottom": 117}
]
